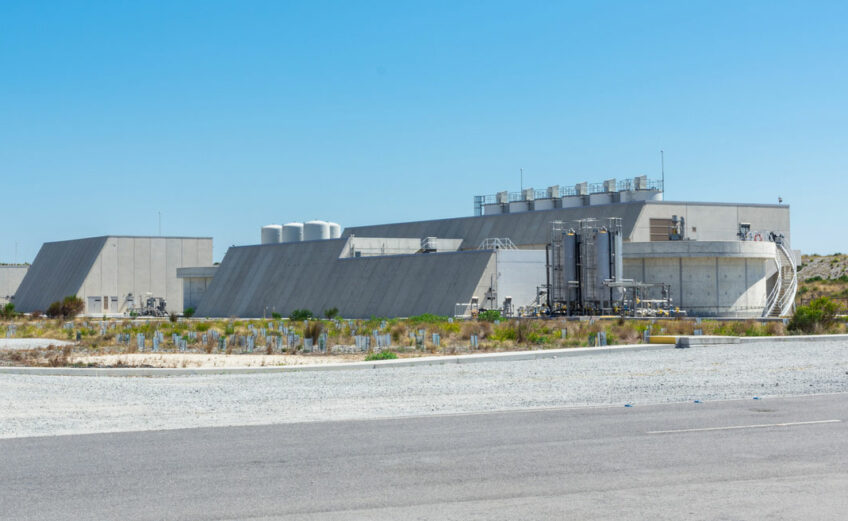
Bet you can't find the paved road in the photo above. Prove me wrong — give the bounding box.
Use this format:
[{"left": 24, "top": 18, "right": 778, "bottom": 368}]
[{"left": 1, "top": 394, "right": 846, "bottom": 520}]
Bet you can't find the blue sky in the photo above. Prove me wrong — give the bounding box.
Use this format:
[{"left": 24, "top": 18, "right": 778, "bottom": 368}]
[{"left": 2, "top": 1, "right": 846, "bottom": 261}]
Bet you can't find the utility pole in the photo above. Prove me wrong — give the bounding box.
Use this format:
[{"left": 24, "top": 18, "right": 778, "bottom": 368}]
[
  {"left": 520, "top": 168, "right": 524, "bottom": 191},
  {"left": 660, "top": 150, "right": 665, "bottom": 194}
]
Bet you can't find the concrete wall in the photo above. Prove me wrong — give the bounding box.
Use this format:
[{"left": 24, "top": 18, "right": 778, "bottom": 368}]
[
  {"left": 195, "top": 239, "right": 495, "bottom": 318},
  {"left": 79, "top": 237, "right": 213, "bottom": 314},
  {"left": 495, "top": 249, "right": 547, "bottom": 310},
  {"left": 622, "top": 241, "right": 774, "bottom": 317},
  {"left": 630, "top": 202, "right": 790, "bottom": 244},
  {"left": 0, "top": 265, "right": 28, "bottom": 305}
]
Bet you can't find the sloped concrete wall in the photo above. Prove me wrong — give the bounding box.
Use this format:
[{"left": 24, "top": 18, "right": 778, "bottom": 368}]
[{"left": 195, "top": 239, "right": 496, "bottom": 318}]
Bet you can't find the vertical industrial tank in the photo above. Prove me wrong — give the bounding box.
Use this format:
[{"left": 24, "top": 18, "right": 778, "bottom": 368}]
[
  {"left": 562, "top": 230, "right": 578, "bottom": 304},
  {"left": 303, "top": 220, "right": 330, "bottom": 241},
  {"left": 613, "top": 229, "right": 624, "bottom": 300},
  {"left": 327, "top": 222, "right": 341, "bottom": 239},
  {"left": 595, "top": 227, "right": 611, "bottom": 304},
  {"left": 261, "top": 225, "right": 282, "bottom": 245},
  {"left": 281, "top": 223, "right": 304, "bottom": 243}
]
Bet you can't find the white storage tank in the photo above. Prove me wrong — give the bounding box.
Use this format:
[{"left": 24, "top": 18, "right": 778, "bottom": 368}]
[
  {"left": 261, "top": 225, "right": 282, "bottom": 245},
  {"left": 303, "top": 220, "right": 330, "bottom": 241},
  {"left": 281, "top": 222, "right": 304, "bottom": 243},
  {"left": 327, "top": 222, "right": 341, "bottom": 239}
]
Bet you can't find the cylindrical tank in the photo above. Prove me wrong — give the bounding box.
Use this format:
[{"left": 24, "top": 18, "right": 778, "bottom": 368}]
[
  {"left": 595, "top": 228, "right": 611, "bottom": 304},
  {"left": 327, "top": 222, "right": 341, "bottom": 239},
  {"left": 261, "top": 224, "right": 282, "bottom": 245},
  {"left": 562, "top": 230, "right": 578, "bottom": 304},
  {"left": 613, "top": 230, "right": 624, "bottom": 300},
  {"left": 281, "top": 222, "right": 304, "bottom": 243},
  {"left": 303, "top": 220, "right": 330, "bottom": 241}
]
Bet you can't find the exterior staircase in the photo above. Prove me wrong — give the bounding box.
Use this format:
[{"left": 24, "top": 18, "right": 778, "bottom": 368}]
[{"left": 763, "top": 240, "right": 798, "bottom": 318}]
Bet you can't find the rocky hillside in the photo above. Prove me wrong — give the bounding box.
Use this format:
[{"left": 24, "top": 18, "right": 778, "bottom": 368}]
[{"left": 796, "top": 254, "right": 848, "bottom": 304}]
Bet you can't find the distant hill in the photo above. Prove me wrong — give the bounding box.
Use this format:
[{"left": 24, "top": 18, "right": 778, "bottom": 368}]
[{"left": 796, "top": 254, "right": 848, "bottom": 304}]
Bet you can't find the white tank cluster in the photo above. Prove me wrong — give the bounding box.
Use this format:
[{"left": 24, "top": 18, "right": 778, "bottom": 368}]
[{"left": 260, "top": 221, "right": 341, "bottom": 244}]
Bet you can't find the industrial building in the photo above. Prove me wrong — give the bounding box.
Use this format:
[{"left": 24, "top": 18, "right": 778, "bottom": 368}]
[
  {"left": 0, "top": 265, "right": 29, "bottom": 306},
  {"left": 7, "top": 176, "right": 796, "bottom": 319},
  {"left": 191, "top": 176, "right": 796, "bottom": 319},
  {"left": 14, "top": 236, "right": 213, "bottom": 315}
]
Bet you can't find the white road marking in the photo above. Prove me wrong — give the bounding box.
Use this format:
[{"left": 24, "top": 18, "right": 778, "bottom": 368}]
[{"left": 648, "top": 419, "right": 841, "bottom": 434}]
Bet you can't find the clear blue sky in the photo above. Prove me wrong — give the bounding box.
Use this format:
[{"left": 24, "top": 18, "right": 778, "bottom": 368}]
[{"left": 2, "top": 1, "right": 846, "bottom": 262}]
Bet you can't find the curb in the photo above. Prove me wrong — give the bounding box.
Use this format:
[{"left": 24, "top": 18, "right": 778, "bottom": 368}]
[{"left": 0, "top": 342, "right": 671, "bottom": 377}]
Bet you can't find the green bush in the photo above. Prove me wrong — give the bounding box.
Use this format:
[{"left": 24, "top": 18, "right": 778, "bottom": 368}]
[
  {"left": 407, "top": 313, "right": 449, "bottom": 324},
  {"left": 788, "top": 297, "right": 842, "bottom": 334},
  {"left": 271, "top": 312, "right": 282, "bottom": 320},
  {"left": 365, "top": 351, "right": 398, "bottom": 361},
  {"left": 477, "top": 309, "right": 501, "bottom": 322},
  {"left": 1, "top": 302, "right": 15, "bottom": 319},
  {"left": 183, "top": 307, "right": 195, "bottom": 318},
  {"left": 290, "top": 309, "right": 314, "bottom": 321},
  {"left": 46, "top": 296, "right": 85, "bottom": 319},
  {"left": 324, "top": 307, "right": 339, "bottom": 319}
]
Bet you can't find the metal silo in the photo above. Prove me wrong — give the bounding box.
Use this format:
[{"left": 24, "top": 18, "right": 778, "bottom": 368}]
[
  {"left": 281, "top": 223, "right": 304, "bottom": 243},
  {"left": 563, "top": 230, "right": 578, "bottom": 305},
  {"left": 261, "top": 225, "right": 282, "bottom": 245},
  {"left": 327, "top": 222, "right": 341, "bottom": 239},
  {"left": 595, "top": 228, "right": 611, "bottom": 304},
  {"left": 613, "top": 229, "right": 624, "bottom": 300},
  {"left": 303, "top": 220, "right": 330, "bottom": 241}
]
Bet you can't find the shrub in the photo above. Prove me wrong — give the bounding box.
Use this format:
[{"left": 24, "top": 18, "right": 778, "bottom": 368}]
[
  {"left": 407, "top": 313, "right": 449, "bottom": 324},
  {"left": 324, "top": 307, "right": 339, "bottom": 319},
  {"left": 304, "top": 321, "right": 323, "bottom": 342},
  {"left": 477, "top": 309, "right": 501, "bottom": 322},
  {"left": 365, "top": 351, "right": 398, "bottom": 361},
  {"left": 788, "top": 297, "right": 842, "bottom": 334},
  {"left": 46, "top": 296, "right": 85, "bottom": 319},
  {"left": 169, "top": 312, "right": 178, "bottom": 323},
  {"left": 1, "top": 302, "right": 15, "bottom": 319},
  {"left": 183, "top": 307, "right": 195, "bottom": 318},
  {"left": 290, "top": 309, "right": 314, "bottom": 321},
  {"left": 271, "top": 312, "right": 282, "bottom": 320},
  {"left": 195, "top": 322, "right": 210, "bottom": 332}
]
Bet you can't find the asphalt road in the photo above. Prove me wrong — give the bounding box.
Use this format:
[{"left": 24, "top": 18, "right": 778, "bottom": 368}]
[{"left": 1, "top": 394, "right": 846, "bottom": 520}]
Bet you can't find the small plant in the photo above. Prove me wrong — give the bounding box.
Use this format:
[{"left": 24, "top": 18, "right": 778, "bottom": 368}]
[
  {"left": 324, "top": 307, "right": 339, "bottom": 319},
  {"left": 169, "top": 312, "right": 178, "bottom": 323},
  {"left": 183, "top": 307, "right": 195, "bottom": 318},
  {"left": 477, "top": 309, "right": 501, "bottom": 322},
  {"left": 271, "top": 312, "right": 282, "bottom": 320},
  {"left": 365, "top": 351, "right": 398, "bottom": 361},
  {"left": 0, "top": 302, "right": 15, "bottom": 319},
  {"left": 289, "top": 309, "right": 314, "bottom": 321}
]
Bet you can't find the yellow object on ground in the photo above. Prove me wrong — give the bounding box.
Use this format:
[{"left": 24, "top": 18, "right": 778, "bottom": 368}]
[{"left": 648, "top": 336, "right": 678, "bottom": 344}]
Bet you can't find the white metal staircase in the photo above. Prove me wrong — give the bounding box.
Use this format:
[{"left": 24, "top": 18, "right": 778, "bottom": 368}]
[{"left": 763, "top": 241, "right": 797, "bottom": 318}]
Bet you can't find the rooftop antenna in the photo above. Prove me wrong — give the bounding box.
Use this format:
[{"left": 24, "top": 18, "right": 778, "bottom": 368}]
[
  {"left": 660, "top": 150, "right": 665, "bottom": 194},
  {"left": 520, "top": 168, "right": 524, "bottom": 191}
]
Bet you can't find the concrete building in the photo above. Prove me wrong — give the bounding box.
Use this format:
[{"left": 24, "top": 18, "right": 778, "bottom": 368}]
[
  {"left": 187, "top": 177, "right": 793, "bottom": 318},
  {"left": 0, "top": 265, "right": 29, "bottom": 306},
  {"left": 14, "top": 236, "right": 213, "bottom": 315}
]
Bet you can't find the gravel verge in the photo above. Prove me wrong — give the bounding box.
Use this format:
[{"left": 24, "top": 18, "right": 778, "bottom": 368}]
[
  {"left": 1, "top": 339, "right": 846, "bottom": 439},
  {"left": 0, "top": 339, "right": 74, "bottom": 350}
]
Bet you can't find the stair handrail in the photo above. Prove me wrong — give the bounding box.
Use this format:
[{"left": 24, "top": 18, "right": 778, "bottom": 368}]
[
  {"left": 776, "top": 242, "right": 797, "bottom": 317},
  {"left": 762, "top": 243, "right": 783, "bottom": 318}
]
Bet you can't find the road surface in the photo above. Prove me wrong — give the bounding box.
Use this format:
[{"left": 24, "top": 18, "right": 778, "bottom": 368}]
[{"left": 1, "top": 393, "right": 845, "bottom": 520}]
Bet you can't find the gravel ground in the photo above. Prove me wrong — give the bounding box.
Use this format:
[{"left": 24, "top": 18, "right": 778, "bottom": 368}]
[
  {"left": 0, "top": 338, "right": 74, "bottom": 350},
  {"left": 1, "top": 340, "right": 846, "bottom": 439}
]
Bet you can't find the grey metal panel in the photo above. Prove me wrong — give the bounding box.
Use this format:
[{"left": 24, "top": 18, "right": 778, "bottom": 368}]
[
  {"left": 195, "top": 240, "right": 495, "bottom": 318},
  {"left": 343, "top": 203, "right": 647, "bottom": 248},
  {"left": 13, "top": 237, "right": 108, "bottom": 312}
]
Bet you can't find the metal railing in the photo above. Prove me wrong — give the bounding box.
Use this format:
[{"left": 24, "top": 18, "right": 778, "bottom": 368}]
[{"left": 478, "top": 238, "right": 518, "bottom": 250}]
